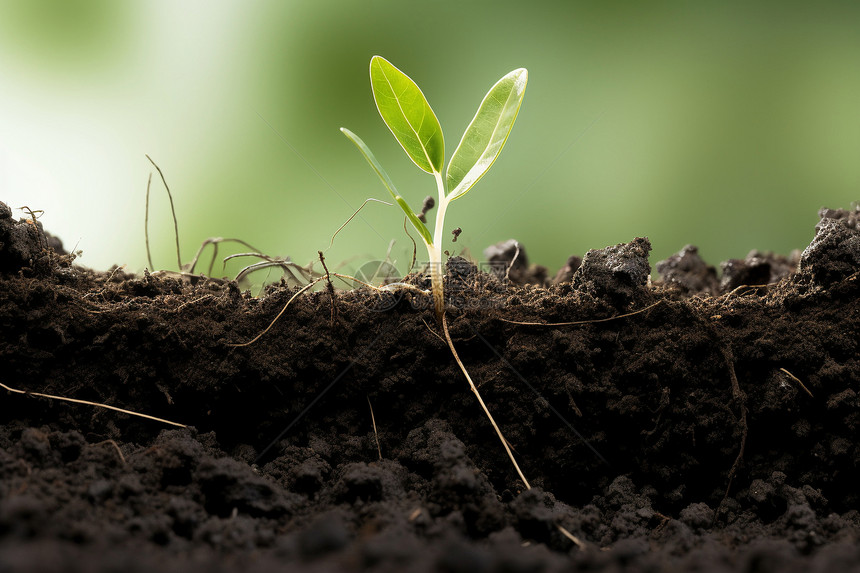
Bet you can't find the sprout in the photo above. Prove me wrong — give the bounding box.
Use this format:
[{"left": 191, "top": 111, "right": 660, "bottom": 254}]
[
  {"left": 341, "top": 55, "right": 528, "bottom": 320},
  {"left": 339, "top": 56, "right": 538, "bottom": 496}
]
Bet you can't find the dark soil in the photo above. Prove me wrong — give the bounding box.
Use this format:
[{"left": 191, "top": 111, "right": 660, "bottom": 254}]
[{"left": 1, "top": 199, "right": 859, "bottom": 572}]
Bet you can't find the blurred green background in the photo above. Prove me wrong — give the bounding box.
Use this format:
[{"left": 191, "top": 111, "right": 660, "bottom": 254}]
[{"left": 1, "top": 0, "right": 857, "bottom": 282}]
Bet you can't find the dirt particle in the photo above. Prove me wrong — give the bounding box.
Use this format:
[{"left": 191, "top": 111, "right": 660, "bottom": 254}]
[
  {"left": 483, "top": 239, "right": 548, "bottom": 285},
  {"left": 657, "top": 245, "right": 719, "bottom": 295},
  {"left": 571, "top": 237, "right": 652, "bottom": 307},
  {"left": 799, "top": 205, "right": 860, "bottom": 286},
  {"left": 552, "top": 254, "right": 583, "bottom": 285},
  {"left": 720, "top": 250, "right": 798, "bottom": 292},
  {"left": 197, "top": 457, "right": 293, "bottom": 518}
]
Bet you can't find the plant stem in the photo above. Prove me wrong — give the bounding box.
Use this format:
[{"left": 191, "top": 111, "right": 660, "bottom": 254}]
[
  {"left": 430, "top": 172, "right": 448, "bottom": 320},
  {"left": 428, "top": 242, "right": 445, "bottom": 321}
]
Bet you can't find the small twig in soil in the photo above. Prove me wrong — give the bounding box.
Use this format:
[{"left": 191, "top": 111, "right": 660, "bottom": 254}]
[
  {"left": 500, "top": 300, "right": 663, "bottom": 327},
  {"left": 779, "top": 367, "right": 814, "bottom": 397},
  {"left": 367, "top": 396, "right": 382, "bottom": 461},
  {"left": 145, "top": 155, "right": 183, "bottom": 270},
  {"left": 0, "top": 381, "right": 186, "bottom": 427}
]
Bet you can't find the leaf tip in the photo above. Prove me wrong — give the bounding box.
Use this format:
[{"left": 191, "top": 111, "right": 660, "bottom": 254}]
[{"left": 514, "top": 67, "right": 528, "bottom": 84}]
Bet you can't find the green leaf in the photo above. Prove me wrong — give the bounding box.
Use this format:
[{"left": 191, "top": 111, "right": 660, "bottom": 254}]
[
  {"left": 393, "top": 196, "right": 433, "bottom": 246},
  {"left": 340, "top": 127, "right": 433, "bottom": 245},
  {"left": 446, "top": 68, "right": 528, "bottom": 201},
  {"left": 370, "top": 55, "right": 444, "bottom": 175}
]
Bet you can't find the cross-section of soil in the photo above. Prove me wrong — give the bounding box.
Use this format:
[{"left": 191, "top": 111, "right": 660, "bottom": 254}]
[{"left": 1, "top": 200, "right": 858, "bottom": 572}]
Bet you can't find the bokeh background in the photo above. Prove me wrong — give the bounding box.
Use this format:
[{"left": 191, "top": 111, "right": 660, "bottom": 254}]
[{"left": 1, "top": 0, "right": 858, "bottom": 281}]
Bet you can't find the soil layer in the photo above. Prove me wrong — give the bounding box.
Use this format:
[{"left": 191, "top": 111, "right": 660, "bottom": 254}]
[{"left": 1, "top": 200, "right": 859, "bottom": 572}]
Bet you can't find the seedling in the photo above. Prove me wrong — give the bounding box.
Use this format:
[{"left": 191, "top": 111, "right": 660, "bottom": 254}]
[
  {"left": 341, "top": 55, "right": 527, "bottom": 321},
  {"left": 341, "top": 56, "right": 546, "bottom": 501}
]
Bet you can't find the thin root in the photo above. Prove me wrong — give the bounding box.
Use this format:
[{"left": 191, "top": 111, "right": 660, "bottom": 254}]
[
  {"left": 186, "top": 237, "right": 266, "bottom": 276},
  {"left": 0, "top": 382, "right": 186, "bottom": 427},
  {"left": 367, "top": 396, "right": 382, "bottom": 461},
  {"left": 500, "top": 300, "right": 663, "bottom": 327},
  {"left": 439, "top": 317, "right": 588, "bottom": 550},
  {"left": 228, "top": 278, "right": 323, "bottom": 347},
  {"left": 421, "top": 316, "right": 446, "bottom": 344},
  {"left": 505, "top": 241, "right": 520, "bottom": 283},
  {"left": 715, "top": 348, "right": 748, "bottom": 522},
  {"left": 176, "top": 294, "right": 217, "bottom": 312},
  {"left": 19, "top": 206, "right": 46, "bottom": 251},
  {"left": 145, "top": 155, "right": 182, "bottom": 270},
  {"left": 229, "top": 272, "right": 425, "bottom": 347},
  {"left": 227, "top": 253, "right": 314, "bottom": 285},
  {"left": 92, "top": 439, "right": 127, "bottom": 464},
  {"left": 557, "top": 524, "right": 586, "bottom": 549},
  {"left": 144, "top": 172, "right": 154, "bottom": 270},
  {"left": 719, "top": 282, "right": 776, "bottom": 303},
  {"left": 327, "top": 198, "right": 393, "bottom": 252},
  {"left": 441, "top": 312, "right": 531, "bottom": 490},
  {"left": 403, "top": 217, "right": 417, "bottom": 274},
  {"left": 779, "top": 367, "right": 813, "bottom": 397},
  {"left": 319, "top": 251, "right": 338, "bottom": 328},
  {"left": 83, "top": 265, "right": 127, "bottom": 300}
]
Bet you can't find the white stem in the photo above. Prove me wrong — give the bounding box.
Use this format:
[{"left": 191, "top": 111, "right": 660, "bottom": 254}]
[
  {"left": 433, "top": 172, "right": 448, "bottom": 249},
  {"left": 427, "top": 242, "right": 444, "bottom": 319},
  {"left": 428, "top": 172, "right": 448, "bottom": 320}
]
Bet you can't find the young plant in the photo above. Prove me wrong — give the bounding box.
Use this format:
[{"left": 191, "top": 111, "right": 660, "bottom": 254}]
[
  {"left": 340, "top": 57, "right": 543, "bottom": 499},
  {"left": 341, "top": 55, "right": 527, "bottom": 320}
]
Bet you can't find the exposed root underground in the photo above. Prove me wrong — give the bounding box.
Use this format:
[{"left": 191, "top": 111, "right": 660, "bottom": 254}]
[{"left": 0, "top": 381, "right": 186, "bottom": 428}]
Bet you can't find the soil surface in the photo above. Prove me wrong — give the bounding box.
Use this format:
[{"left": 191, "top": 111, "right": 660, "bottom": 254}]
[{"left": 1, "top": 199, "right": 859, "bottom": 572}]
